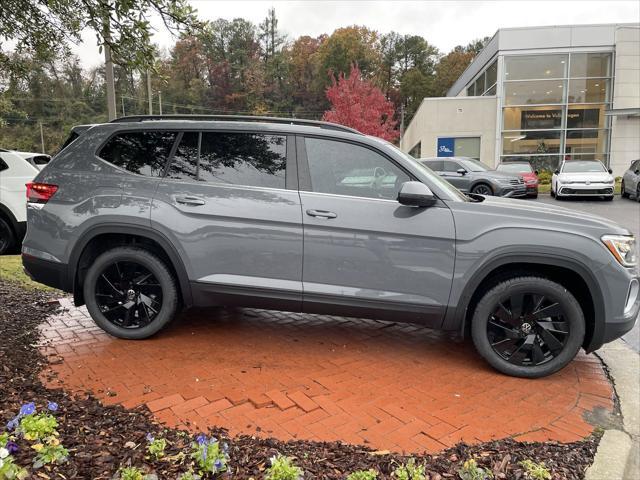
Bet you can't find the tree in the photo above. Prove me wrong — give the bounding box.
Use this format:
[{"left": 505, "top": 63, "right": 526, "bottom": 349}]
[
  {"left": 0, "top": 0, "right": 201, "bottom": 72},
  {"left": 317, "top": 26, "right": 380, "bottom": 81},
  {"left": 323, "top": 64, "right": 398, "bottom": 142},
  {"left": 432, "top": 37, "right": 490, "bottom": 96}
]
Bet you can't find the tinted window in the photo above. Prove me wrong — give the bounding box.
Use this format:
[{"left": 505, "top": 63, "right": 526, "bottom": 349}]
[
  {"left": 167, "top": 132, "right": 199, "bottom": 180},
  {"left": 305, "top": 137, "right": 410, "bottom": 200},
  {"left": 442, "top": 160, "right": 461, "bottom": 172},
  {"left": 100, "top": 131, "right": 177, "bottom": 176},
  {"left": 424, "top": 160, "right": 444, "bottom": 171},
  {"left": 0, "top": 157, "right": 7, "bottom": 172},
  {"left": 31, "top": 155, "right": 50, "bottom": 166},
  {"left": 459, "top": 158, "right": 489, "bottom": 172},
  {"left": 562, "top": 161, "right": 605, "bottom": 173},
  {"left": 198, "top": 132, "right": 286, "bottom": 188}
]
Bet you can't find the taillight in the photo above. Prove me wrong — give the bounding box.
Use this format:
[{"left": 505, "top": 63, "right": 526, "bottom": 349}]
[{"left": 26, "top": 182, "right": 58, "bottom": 204}]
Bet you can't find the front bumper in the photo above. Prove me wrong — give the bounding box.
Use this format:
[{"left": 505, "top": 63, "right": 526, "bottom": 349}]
[
  {"left": 597, "top": 276, "right": 640, "bottom": 349},
  {"left": 558, "top": 184, "right": 614, "bottom": 196},
  {"left": 22, "top": 254, "right": 71, "bottom": 292},
  {"left": 497, "top": 185, "right": 528, "bottom": 198}
]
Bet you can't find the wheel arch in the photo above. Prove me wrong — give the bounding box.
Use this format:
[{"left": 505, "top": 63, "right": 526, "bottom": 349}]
[
  {"left": 450, "top": 254, "right": 605, "bottom": 353},
  {"left": 69, "top": 224, "right": 193, "bottom": 308}
]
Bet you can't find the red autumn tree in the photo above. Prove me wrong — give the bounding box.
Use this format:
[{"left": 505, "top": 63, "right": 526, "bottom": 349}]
[{"left": 323, "top": 64, "right": 399, "bottom": 142}]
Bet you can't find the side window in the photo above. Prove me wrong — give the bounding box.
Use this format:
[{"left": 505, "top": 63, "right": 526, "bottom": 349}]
[
  {"left": 0, "top": 157, "right": 8, "bottom": 172},
  {"left": 167, "top": 132, "right": 199, "bottom": 180},
  {"left": 198, "top": 132, "right": 286, "bottom": 188},
  {"left": 426, "top": 160, "right": 444, "bottom": 171},
  {"left": 304, "top": 137, "right": 410, "bottom": 200},
  {"left": 99, "top": 131, "right": 177, "bottom": 176},
  {"left": 442, "top": 160, "right": 460, "bottom": 172}
]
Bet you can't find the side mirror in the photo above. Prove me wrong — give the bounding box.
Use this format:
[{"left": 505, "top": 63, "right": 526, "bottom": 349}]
[
  {"left": 534, "top": 170, "right": 539, "bottom": 175},
  {"left": 608, "top": 168, "right": 613, "bottom": 174},
  {"left": 397, "top": 181, "right": 437, "bottom": 207},
  {"left": 554, "top": 170, "right": 560, "bottom": 175},
  {"left": 456, "top": 168, "right": 467, "bottom": 175}
]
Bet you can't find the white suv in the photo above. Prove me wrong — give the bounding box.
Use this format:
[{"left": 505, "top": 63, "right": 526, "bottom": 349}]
[{"left": 0, "top": 151, "right": 40, "bottom": 254}]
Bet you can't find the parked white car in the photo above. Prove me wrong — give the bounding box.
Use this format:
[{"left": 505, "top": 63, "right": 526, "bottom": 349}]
[
  {"left": 2, "top": 149, "right": 51, "bottom": 171},
  {"left": 551, "top": 160, "right": 615, "bottom": 201},
  {"left": 0, "top": 151, "right": 40, "bottom": 254}
]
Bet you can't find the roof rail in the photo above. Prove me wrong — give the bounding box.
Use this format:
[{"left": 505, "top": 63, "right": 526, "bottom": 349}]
[{"left": 110, "top": 114, "right": 362, "bottom": 134}]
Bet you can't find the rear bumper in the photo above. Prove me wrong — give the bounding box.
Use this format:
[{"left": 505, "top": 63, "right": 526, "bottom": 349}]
[{"left": 22, "top": 254, "right": 71, "bottom": 292}]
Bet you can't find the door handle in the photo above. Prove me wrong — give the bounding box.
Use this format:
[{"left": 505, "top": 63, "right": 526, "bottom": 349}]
[
  {"left": 306, "top": 209, "right": 337, "bottom": 219},
  {"left": 174, "top": 195, "right": 206, "bottom": 206}
]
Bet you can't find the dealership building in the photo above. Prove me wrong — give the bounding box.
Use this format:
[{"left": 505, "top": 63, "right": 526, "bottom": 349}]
[{"left": 401, "top": 23, "right": 640, "bottom": 175}]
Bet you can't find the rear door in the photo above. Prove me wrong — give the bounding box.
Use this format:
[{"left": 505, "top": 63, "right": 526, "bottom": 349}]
[
  {"left": 151, "top": 130, "right": 303, "bottom": 310},
  {"left": 298, "top": 136, "right": 456, "bottom": 327}
]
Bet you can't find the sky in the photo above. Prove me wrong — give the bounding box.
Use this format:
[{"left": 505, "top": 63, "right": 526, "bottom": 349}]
[{"left": 72, "top": 0, "right": 640, "bottom": 68}]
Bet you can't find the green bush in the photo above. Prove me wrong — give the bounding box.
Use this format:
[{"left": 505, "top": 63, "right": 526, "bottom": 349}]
[
  {"left": 392, "top": 458, "right": 426, "bottom": 480},
  {"left": 458, "top": 459, "right": 493, "bottom": 480},
  {"left": 519, "top": 460, "right": 551, "bottom": 480},
  {"left": 264, "top": 454, "right": 303, "bottom": 480},
  {"left": 537, "top": 169, "right": 553, "bottom": 185},
  {"left": 347, "top": 469, "right": 378, "bottom": 480}
]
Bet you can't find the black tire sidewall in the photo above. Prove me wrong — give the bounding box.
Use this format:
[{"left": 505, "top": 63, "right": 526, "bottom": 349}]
[
  {"left": 83, "top": 247, "right": 178, "bottom": 339},
  {"left": 471, "top": 277, "right": 585, "bottom": 378},
  {"left": 472, "top": 184, "right": 493, "bottom": 196},
  {"left": 0, "top": 217, "right": 15, "bottom": 255}
]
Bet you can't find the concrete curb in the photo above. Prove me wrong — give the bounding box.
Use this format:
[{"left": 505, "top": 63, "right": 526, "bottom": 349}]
[{"left": 586, "top": 340, "right": 640, "bottom": 480}]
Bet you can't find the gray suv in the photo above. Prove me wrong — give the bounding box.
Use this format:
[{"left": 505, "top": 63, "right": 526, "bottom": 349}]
[
  {"left": 621, "top": 159, "right": 640, "bottom": 202},
  {"left": 22, "top": 116, "right": 639, "bottom": 378}
]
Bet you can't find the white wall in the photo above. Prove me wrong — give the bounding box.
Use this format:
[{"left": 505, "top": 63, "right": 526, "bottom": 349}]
[
  {"left": 401, "top": 97, "right": 498, "bottom": 166},
  {"left": 610, "top": 26, "right": 640, "bottom": 176}
]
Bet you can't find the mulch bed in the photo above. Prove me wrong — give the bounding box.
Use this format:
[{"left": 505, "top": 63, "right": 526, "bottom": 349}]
[{"left": 0, "top": 280, "right": 600, "bottom": 479}]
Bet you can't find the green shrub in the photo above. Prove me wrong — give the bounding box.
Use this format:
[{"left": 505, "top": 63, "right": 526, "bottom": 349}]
[
  {"left": 458, "top": 459, "right": 493, "bottom": 480},
  {"left": 347, "top": 469, "right": 378, "bottom": 480},
  {"left": 537, "top": 169, "right": 553, "bottom": 185},
  {"left": 264, "top": 454, "right": 303, "bottom": 480},
  {"left": 146, "top": 435, "right": 167, "bottom": 460},
  {"left": 31, "top": 438, "right": 69, "bottom": 468},
  {"left": 519, "top": 460, "right": 551, "bottom": 480},
  {"left": 17, "top": 413, "right": 58, "bottom": 441},
  {"left": 191, "top": 435, "right": 229, "bottom": 476},
  {"left": 392, "top": 458, "right": 426, "bottom": 480},
  {"left": 119, "top": 466, "right": 146, "bottom": 480}
]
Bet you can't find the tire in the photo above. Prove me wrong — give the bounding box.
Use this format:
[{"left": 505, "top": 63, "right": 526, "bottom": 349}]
[
  {"left": 637, "top": 185, "right": 640, "bottom": 203},
  {"left": 83, "top": 246, "right": 178, "bottom": 339},
  {"left": 0, "top": 217, "right": 15, "bottom": 255},
  {"left": 550, "top": 188, "right": 555, "bottom": 198},
  {"left": 604, "top": 195, "right": 614, "bottom": 201},
  {"left": 471, "top": 276, "right": 585, "bottom": 378},
  {"left": 530, "top": 193, "right": 538, "bottom": 199},
  {"left": 471, "top": 183, "right": 493, "bottom": 196},
  {"left": 621, "top": 181, "right": 629, "bottom": 198}
]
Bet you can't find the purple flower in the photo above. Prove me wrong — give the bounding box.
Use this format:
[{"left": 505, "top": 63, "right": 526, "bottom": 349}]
[
  {"left": 19, "top": 402, "right": 35, "bottom": 416},
  {"left": 6, "top": 441, "right": 18, "bottom": 454},
  {"left": 6, "top": 418, "right": 18, "bottom": 431},
  {"left": 214, "top": 459, "right": 223, "bottom": 470},
  {"left": 196, "top": 434, "right": 207, "bottom": 446},
  {"left": 47, "top": 401, "right": 58, "bottom": 412},
  {"left": 146, "top": 433, "right": 154, "bottom": 443}
]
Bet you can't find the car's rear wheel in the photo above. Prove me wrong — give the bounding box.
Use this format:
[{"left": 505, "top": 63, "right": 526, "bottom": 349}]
[
  {"left": 0, "top": 217, "right": 15, "bottom": 255},
  {"left": 471, "top": 276, "right": 585, "bottom": 378},
  {"left": 550, "top": 187, "right": 555, "bottom": 198},
  {"left": 471, "top": 183, "right": 493, "bottom": 196},
  {"left": 621, "top": 180, "right": 629, "bottom": 198},
  {"left": 83, "top": 247, "right": 178, "bottom": 339},
  {"left": 636, "top": 185, "right": 640, "bottom": 203}
]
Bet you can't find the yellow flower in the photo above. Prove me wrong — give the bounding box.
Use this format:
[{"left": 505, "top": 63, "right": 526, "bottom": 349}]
[
  {"left": 24, "top": 433, "right": 36, "bottom": 441},
  {"left": 48, "top": 438, "right": 60, "bottom": 446},
  {"left": 32, "top": 443, "right": 44, "bottom": 452}
]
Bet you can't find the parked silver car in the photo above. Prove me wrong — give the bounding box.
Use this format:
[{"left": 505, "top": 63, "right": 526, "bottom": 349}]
[
  {"left": 22, "top": 115, "right": 639, "bottom": 378},
  {"left": 621, "top": 159, "right": 640, "bottom": 202}
]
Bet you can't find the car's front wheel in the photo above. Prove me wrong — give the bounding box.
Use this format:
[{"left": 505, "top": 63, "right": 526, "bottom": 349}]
[
  {"left": 83, "top": 246, "right": 178, "bottom": 339},
  {"left": 471, "top": 276, "right": 585, "bottom": 378},
  {"left": 0, "top": 217, "right": 15, "bottom": 255},
  {"left": 621, "top": 180, "right": 629, "bottom": 198},
  {"left": 471, "top": 183, "right": 493, "bottom": 196}
]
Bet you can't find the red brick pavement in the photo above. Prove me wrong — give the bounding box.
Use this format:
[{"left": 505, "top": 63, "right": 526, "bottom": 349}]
[{"left": 38, "top": 297, "right": 614, "bottom": 454}]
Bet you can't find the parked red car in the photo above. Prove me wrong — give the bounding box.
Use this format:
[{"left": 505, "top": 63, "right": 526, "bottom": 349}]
[{"left": 496, "top": 162, "right": 539, "bottom": 198}]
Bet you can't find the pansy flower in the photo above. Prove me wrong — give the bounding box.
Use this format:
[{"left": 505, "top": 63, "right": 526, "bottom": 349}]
[
  {"left": 47, "top": 401, "right": 58, "bottom": 412},
  {"left": 19, "top": 402, "right": 35, "bottom": 416},
  {"left": 6, "top": 441, "right": 18, "bottom": 454}
]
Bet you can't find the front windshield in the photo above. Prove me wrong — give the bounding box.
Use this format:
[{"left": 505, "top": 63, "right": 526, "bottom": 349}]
[
  {"left": 459, "top": 158, "right": 490, "bottom": 172},
  {"left": 562, "top": 161, "right": 606, "bottom": 173},
  {"left": 373, "top": 140, "right": 468, "bottom": 201},
  {"left": 497, "top": 163, "right": 532, "bottom": 174}
]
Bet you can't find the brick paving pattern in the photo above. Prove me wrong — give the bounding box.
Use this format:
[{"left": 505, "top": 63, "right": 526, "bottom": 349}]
[{"left": 38, "top": 298, "right": 614, "bottom": 453}]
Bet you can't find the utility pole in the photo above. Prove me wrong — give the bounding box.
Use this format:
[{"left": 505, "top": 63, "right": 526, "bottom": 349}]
[
  {"left": 39, "top": 122, "right": 45, "bottom": 153},
  {"left": 158, "top": 90, "right": 163, "bottom": 115},
  {"left": 103, "top": 14, "right": 117, "bottom": 121},
  {"left": 121, "top": 96, "right": 125, "bottom": 117},
  {"left": 147, "top": 70, "right": 153, "bottom": 115}
]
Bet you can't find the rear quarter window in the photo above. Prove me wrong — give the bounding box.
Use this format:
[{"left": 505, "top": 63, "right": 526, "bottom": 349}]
[
  {"left": 99, "top": 131, "right": 177, "bottom": 176},
  {"left": 0, "top": 157, "right": 8, "bottom": 172}
]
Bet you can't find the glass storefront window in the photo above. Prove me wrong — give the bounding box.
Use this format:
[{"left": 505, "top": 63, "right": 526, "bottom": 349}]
[
  {"left": 455, "top": 137, "right": 481, "bottom": 158},
  {"left": 565, "top": 153, "right": 609, "bottom": 163},
  {"left": 467, "top": 84, "right": 475, "bottom": 96},
  {"left": 565, "top": 129, "right": 609, "bottom": 154},
  {"left": 486, "top": 61, "right": 497, "bottom": 89},
  {"left": 566, "top": 105, "right": 607, "bottom": 129},
  {"left": 501, "top": 155, "right": 562, "bottom": 172},
  {"left": 485, "top": 84, "right": 497, "bottom": 96},
  {"left": 568, "top": 78, "right": 610, "bottom": 103},
  {"left": 570, "top": 53, "right": 611, "bottom": 78},
  {"left": 504, "top": 80, "right": 566, "bottom": 105},
  {"left": 502, "top": 131, "right": 562, "bottom": 155},
  {"left": 504, "top": 54, "right": 568, "bottom": 80},
  {"left": 474, "top": 74, "right": 486, "bottom": 96},
  {"left": 503, "top": 106, "right": 564, "bottom": 130}
]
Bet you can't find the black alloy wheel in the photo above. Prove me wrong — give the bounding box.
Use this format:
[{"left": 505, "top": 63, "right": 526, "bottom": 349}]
[
  {"left": 472, "top": 184, "right": 493, "bottom": 196},
  {"left": 471, "top": 276, "right": 585, "bottom": 378},
  {"left": 487, "top": 292, "right": 569, "bottom": 366},
  {"left": 95, "top": 261, "right": 163, "bottom": 328},
  {"left": 0, "top": 217, "right": 15, "bottom": 255},
  {"left": 84, "top": 247, "right": 178, "bottom": 339}
]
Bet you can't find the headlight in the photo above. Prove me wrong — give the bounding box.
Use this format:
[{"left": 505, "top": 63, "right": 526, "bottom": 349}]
[{"left": 602, "top": 235, "right": 637, "bottom": 267}]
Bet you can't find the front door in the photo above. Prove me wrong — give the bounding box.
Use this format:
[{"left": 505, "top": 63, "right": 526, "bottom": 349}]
[
  {"left": 298, "top": 136, "right": 456, "bottom": 327},
  {"left": 440, "top": 159, "right": 471, "bottom": 192},
  {"left": 151, "top": 130, "right": 303, "bottom": 310}
]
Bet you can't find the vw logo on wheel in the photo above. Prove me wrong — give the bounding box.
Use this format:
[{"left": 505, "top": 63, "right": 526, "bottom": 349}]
[{"left": 521, "top": 322, "right": 532, "bottom": 334}]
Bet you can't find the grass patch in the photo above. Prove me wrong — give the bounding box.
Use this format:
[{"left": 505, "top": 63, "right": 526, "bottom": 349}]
[{"left": 0, "top": 255, "right": 57, "bottom": 291}]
